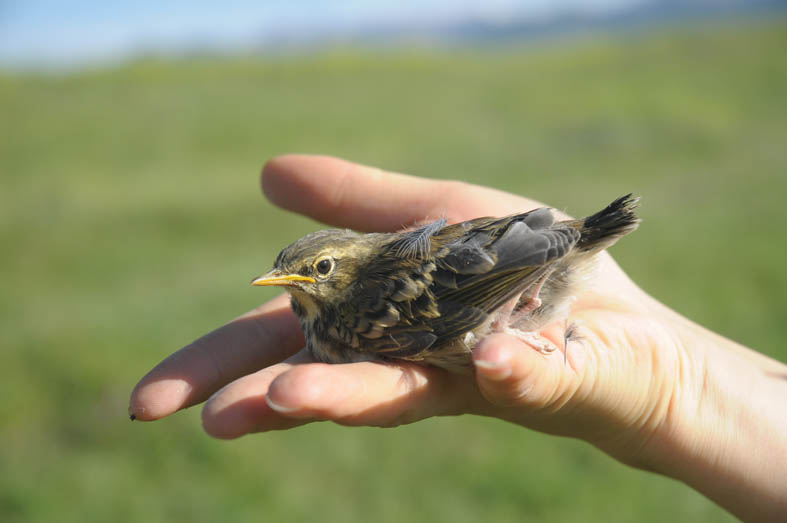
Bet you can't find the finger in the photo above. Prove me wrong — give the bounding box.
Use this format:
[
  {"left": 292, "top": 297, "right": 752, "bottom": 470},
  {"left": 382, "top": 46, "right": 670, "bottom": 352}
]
[
  {"left": 129, "top": 293, "right": 303, "bottom": 421},
  {"left": 266, "top": 361, "right": 474, "bottom": 426},
  {"left": 204, "top": 358, "right": 474, "bottom": 436},
  {"left": 201, "top": 350, "right": 315, "bottom": 439},
  {"left": 473, "top": 332, "right": 580, "bottom": 412},
  {"left": 261, "top": 154, "right": 548, "bottom": 231}
]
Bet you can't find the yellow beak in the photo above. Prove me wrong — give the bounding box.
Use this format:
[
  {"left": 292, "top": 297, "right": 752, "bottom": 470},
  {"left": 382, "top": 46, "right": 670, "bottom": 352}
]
[{"left": 250, "top": 269, "right": 316, "bottom": 287}]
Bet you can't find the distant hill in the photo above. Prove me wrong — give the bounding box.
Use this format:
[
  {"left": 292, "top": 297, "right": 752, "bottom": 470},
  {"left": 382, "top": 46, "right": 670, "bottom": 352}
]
[{"left": 261, "top": 0, "right": 787, "bottom": 51}]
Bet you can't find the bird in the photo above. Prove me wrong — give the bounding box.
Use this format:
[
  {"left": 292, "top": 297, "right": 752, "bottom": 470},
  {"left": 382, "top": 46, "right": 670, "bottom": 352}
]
[{"left": 251, "top": 194, "right": 640, "bottom": 373}]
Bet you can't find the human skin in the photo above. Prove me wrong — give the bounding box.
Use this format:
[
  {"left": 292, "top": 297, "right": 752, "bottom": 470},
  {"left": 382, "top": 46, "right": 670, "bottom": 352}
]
[{"left": 129, "top": 155, "right": 787, "bottom": 522}]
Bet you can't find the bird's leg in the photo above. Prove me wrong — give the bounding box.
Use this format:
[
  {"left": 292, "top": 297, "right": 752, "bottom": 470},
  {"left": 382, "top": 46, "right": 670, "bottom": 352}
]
[
  {"left": 491, "top": 294, "right": 521, "bottom": 331},
  {"left": 507, "top": 269, "right": 554, "bottom": 325},
  {"left": 491, "top": 270, "right": 559, "bottom": 354}
]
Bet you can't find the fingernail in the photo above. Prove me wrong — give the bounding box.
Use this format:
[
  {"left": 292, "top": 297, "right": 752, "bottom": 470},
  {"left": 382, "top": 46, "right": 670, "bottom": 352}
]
[
  {"left": 128, "top": 404, "right": 145, "bottom": 421},
  {"left": 474, "top": 357, "right": 512, "bottom": 381},
  {"left": 265, "top": 395, "right": 301, "bottom": 414}
]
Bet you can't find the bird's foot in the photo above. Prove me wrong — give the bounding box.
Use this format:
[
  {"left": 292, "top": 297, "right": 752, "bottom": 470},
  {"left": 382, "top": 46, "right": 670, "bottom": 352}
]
[
  {"left": 508, "top": 269, "right": 553, "bottom": 323},
  {"left": 509, "top": 296, "right": 542, "bottom": 325},
  {"left": 492, "top": 270, "right": 553, "bottom": 331},
  {"left": 504, "top": 327, "right": 559, "bottom": 353},
  {"left": 492, "top": 295, "right": 521, "bottom": 331}
]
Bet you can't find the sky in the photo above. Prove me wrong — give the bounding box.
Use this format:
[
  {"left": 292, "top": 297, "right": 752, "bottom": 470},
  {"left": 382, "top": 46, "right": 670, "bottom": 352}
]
[{"left": 0, "top": 0, "right": 642, "bottom": 70}]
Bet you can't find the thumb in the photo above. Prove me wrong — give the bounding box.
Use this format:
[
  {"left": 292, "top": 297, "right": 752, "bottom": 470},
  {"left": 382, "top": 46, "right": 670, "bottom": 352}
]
[{"left": 473, "top": 333, "right": 569, "bottom": 410}]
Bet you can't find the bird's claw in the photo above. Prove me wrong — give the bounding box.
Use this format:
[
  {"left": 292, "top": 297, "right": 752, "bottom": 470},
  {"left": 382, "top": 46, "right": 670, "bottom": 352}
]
[{"left": 504, "top": 328, "right": 559, "bottom": 353}]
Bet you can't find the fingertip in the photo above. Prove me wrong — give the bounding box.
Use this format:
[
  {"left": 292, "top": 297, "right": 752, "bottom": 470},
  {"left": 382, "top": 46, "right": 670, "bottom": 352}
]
[
  {"left": 265, "top": 395, "right": 302, "bottom": 414},
  {"left": 261, "top": 153, "right": 320, "bottom": 181},
  {"left": 260, "top": 154, "right": 347, "bottom": 211},
  {"left": 266, "top": 363, "right": 332, "bottom": 419},
  {"left": 201, "top": 383, "right": 243, "bottom": 439},
  {"left": 260, "top": 154, "right": 298, "bottom": 206},
  {"left": 258, "top": 154, "right": 458, "bottom": 232},
  {"left": 201, "top": 368, "right": 309, "bottom": 438},
  {"left": 473, "top": 334, "right": 544, "bottom": 407},
  {"left": 201, "top": 406, "right": 254, "bottom": 440},
  {"left": 128, "top": 377, "right": 194, "bottom": 421},
  {"left": 473, "top": 335, "right": 517, "bottom": 381}
]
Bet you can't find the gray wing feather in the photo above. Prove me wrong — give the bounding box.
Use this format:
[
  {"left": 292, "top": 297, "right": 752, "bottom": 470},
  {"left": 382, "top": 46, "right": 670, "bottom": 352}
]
[
  {"left": 522, "top": 207, "right": 554, "bottom": 229},
  {"left": 493, "top": 222, "right": 579, "bottom": 270},
  {"left": 439, "top": 239, "right": 496, "bottom": 275}
]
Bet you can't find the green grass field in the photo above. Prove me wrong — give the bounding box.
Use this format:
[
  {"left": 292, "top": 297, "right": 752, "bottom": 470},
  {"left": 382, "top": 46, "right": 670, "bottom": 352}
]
[{"left": 2, "top": 17, "right": 786, "bottom": 522}]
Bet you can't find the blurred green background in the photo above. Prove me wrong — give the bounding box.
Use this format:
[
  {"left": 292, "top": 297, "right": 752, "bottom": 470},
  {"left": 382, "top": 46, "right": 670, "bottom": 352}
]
[{"left": 2, "top": 14, "right": 786, "bottom": 523}]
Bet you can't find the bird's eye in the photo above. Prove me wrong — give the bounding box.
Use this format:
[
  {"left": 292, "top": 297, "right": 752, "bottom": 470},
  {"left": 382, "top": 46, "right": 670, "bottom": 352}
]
[{"left": 315, "top": 257, "right": 334, "bottom": 276}]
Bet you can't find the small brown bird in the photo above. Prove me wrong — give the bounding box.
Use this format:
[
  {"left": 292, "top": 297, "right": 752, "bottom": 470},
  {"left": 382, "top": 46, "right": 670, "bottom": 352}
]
[{"left": 252, "top": 195, "right": 640, "bottom": 373}]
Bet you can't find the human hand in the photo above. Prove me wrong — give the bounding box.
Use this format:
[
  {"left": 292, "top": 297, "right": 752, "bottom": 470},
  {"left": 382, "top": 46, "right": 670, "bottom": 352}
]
[{"left": 130, "top": 155, "right": 787, "bottom": 521}]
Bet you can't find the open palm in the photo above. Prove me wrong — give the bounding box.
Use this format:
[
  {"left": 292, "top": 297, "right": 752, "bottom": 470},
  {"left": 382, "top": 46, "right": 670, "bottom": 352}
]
[{"left": 130, "top": 155, "right": 787, "bottom": 521}]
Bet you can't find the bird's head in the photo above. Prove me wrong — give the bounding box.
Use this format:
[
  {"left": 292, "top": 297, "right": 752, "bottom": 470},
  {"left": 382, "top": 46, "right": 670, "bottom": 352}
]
[{"left": 252, "top": 229, "right": 381, "bottom": 314}]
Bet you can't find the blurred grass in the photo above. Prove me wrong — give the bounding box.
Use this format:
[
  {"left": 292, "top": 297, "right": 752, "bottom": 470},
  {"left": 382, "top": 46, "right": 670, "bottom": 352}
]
[{"left": 2, "top": 17, "right": 786, "bottom": 523}]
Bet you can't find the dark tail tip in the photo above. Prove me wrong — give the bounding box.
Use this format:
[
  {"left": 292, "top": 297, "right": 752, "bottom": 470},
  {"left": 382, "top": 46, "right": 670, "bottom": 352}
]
[{"left": 579, "top": 194, "right": 640, "bottom": 250}]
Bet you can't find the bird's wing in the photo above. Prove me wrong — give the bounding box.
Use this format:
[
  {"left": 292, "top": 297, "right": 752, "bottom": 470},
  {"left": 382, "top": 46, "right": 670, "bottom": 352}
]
[
  {"left": 426, "top": 300, "right": 488, "bottom": 342},
  {"left": 435, "top": 220, "right": 580, "bottom": 313}
]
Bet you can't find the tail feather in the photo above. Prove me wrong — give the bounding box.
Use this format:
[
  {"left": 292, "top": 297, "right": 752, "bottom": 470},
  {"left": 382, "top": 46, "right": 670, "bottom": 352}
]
[{"left": 578, "top": 194, "right": 640, "bottom": 250}]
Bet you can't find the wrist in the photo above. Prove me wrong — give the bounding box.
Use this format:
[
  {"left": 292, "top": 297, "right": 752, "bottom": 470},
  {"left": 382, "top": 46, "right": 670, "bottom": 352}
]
[{"left": 632, "top": 318, "right": 787, "bottom": 521}]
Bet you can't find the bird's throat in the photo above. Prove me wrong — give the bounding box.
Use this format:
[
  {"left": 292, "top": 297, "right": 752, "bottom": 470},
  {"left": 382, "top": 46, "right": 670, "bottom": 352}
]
[{"left": 288, "top": 290, "right": 321, "bottom": 322}]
